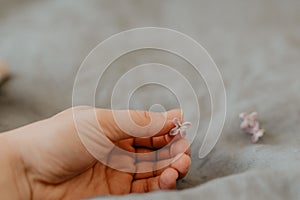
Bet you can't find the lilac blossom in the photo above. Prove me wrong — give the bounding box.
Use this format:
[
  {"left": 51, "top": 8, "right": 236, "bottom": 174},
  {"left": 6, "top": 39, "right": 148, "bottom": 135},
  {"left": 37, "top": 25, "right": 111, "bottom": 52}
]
[
  {"left": 239, "top": 112, "right": 265, "bottom": 143},
  {"left": 169, "top": 118, "right": 192, "bottom": 137}
]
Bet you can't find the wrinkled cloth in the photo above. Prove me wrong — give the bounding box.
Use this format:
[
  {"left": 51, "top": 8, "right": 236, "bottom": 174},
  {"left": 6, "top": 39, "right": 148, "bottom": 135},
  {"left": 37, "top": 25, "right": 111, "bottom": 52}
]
[{"left": 0, "top": 0, "right": 300, "bottom": 199}]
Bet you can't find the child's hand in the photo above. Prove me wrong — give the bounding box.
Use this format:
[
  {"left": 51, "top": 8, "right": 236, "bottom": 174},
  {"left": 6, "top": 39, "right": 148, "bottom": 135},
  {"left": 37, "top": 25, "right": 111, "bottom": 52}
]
[{"left": 1, "top": 107, "right": 191, "bottom": 199}]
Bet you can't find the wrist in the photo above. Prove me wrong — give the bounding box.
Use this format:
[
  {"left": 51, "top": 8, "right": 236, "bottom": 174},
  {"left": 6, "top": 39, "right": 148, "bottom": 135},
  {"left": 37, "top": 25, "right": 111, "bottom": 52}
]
[{"left": 0, "top": 133, "right": 31, "bottom": 199}]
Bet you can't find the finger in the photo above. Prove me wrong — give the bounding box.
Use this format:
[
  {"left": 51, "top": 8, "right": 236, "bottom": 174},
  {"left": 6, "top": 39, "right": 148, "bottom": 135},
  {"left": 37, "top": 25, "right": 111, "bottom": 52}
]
[
  {"left": 131, "top": 176, "right": 160, "bottom": 193},
  {"left": 135, "top": 137, "right": 190, "bottom": 162},
  {"left": 115, "top": 138, "right": 135, "bottom": 152},
  {"left": 157, "top": 137, "right": 190, "bottom": 160},
  {"left": 96, "top": 109, "right": 182, "bottom": 142},
  {"left": 134, "top": 161, "right": 156, "bottom": 180},
  {"left": 170, "top": 153, "right": 191, "bottom": 178},
  {"left": 134, "top": 150, "right": 190, "bottom": 180},
  {"left": 131, "top": 168, "right": 178, "bottom": 193},
  {"left": 170, "top": 137, "right": 191, "bottom": 156},
  {"left": 136, "top": 148, "right": 156, "bottom": 162},
  {"left": 134, "top": 134, "right": 174, "bottom": 149},
  {"left": 134, "top": 161, "right": 167, "bottom": 180},
  {"left": 107, "top": 146, "right": 136, "bottom": 173},
  {"left": 159, "top": 168, "right": 178, "bottom": 189},
  {"left": 111, "top": 136, "right": 190, "bottom": 176},
  {"left": 134, "top": 135, "right": 179, "bottom": 160}
]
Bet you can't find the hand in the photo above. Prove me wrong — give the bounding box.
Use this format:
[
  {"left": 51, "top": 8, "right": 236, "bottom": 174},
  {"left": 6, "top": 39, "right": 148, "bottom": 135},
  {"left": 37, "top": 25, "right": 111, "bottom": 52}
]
[{"left": 0, "top": 107, "right": 191, "bottom": 199}]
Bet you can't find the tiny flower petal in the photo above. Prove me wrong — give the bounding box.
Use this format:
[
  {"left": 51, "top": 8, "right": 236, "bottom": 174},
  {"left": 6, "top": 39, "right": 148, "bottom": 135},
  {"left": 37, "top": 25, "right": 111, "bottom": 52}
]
[
  {"left": 239, "top": 112, "right": 247, "bottom": 119},
  {"left": 239, "top": 111, "right": 265, "bottom": 143},
  {"left": 251, "top": 134, "right": 259, "bottom": 143},
  {"left": 251, "top": 130, "right": 264, "bottom": 143},
  {"left": 180, "top": 129, "right": 187, "bottom": 137},
  {"left": 181, "top": 122, "right": 192, "bottom": 129},
  {"left": 169, "top": 118, "right": 191, "bottom": 137},
  {"left": 170, "top": 127, "right": 180, "bottom": 136},
  {"left": 173, "top": 118, "right": 181, "bottom": 127},
  {"left": 249, "top": 112, "right": 258, "bottom": 120}
]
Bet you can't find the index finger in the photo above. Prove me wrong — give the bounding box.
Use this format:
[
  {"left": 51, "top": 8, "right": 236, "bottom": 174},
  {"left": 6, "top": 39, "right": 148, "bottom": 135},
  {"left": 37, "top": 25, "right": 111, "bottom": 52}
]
[{"left": 97, "top": 109, "right": 182, "bottom": 142}]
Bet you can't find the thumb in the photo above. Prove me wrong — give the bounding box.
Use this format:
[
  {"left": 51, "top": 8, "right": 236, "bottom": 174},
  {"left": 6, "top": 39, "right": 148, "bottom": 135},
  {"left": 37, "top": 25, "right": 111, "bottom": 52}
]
[{"left": 96, "top": 109, "right": 183, "bottom": 142}]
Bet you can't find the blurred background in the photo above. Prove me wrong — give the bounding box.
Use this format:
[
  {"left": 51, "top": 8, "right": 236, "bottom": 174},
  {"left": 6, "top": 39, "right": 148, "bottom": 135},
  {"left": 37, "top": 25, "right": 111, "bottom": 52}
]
[{"left": 1, "top": 0, "right": 300, "bottom": 192}]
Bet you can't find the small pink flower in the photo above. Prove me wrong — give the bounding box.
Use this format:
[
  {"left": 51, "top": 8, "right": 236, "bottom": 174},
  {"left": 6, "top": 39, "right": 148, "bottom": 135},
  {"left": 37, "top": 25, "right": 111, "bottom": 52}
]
[
  {"left": 169, "top": 118, "right": 192, "bottom": 137},
  {"left": 239, "top": 111, "right": 265, "bottom": 143},
  {"left": 251, "top": 129, "right": 265, "bottom": 143}
]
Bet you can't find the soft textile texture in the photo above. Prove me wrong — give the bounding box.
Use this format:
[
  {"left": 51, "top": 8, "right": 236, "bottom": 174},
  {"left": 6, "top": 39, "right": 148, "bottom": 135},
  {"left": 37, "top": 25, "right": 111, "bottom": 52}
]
[{"left": 0, "top": 0, "right": 300, "bottom": 199}]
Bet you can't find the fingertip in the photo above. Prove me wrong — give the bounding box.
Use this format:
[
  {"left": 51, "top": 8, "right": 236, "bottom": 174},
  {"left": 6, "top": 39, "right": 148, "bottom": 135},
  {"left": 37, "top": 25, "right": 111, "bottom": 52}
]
[
  {"left": 159, "top": 168, "right": 178, "bottom": 190},
  {"left": 166, "top": 109, "right": 183, "bottom": 121},
  {"left": 170, "top": 138, "right": 190, "bottom": 156},
  {"left": 151, "top": 109, "right": 183, "bottom": 138},
  {"left": 170, "top": 154, "right": 191, "bottom": 178}
]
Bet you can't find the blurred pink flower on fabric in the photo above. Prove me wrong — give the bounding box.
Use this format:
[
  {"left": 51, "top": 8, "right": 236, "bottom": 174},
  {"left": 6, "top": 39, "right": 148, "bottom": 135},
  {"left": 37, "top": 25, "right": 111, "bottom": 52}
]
[
  {"left": 169, "top": 118, "right": 192, "bottom": 137},
  {"left": 239, "top": 112, "right": 265, "bottom": 143}
]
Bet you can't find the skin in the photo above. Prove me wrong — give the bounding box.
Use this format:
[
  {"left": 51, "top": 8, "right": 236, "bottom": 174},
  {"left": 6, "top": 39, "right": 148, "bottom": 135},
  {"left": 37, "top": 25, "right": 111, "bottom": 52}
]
[{"left": 0, "top": 107, "right": 191, "bottom": 199}]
